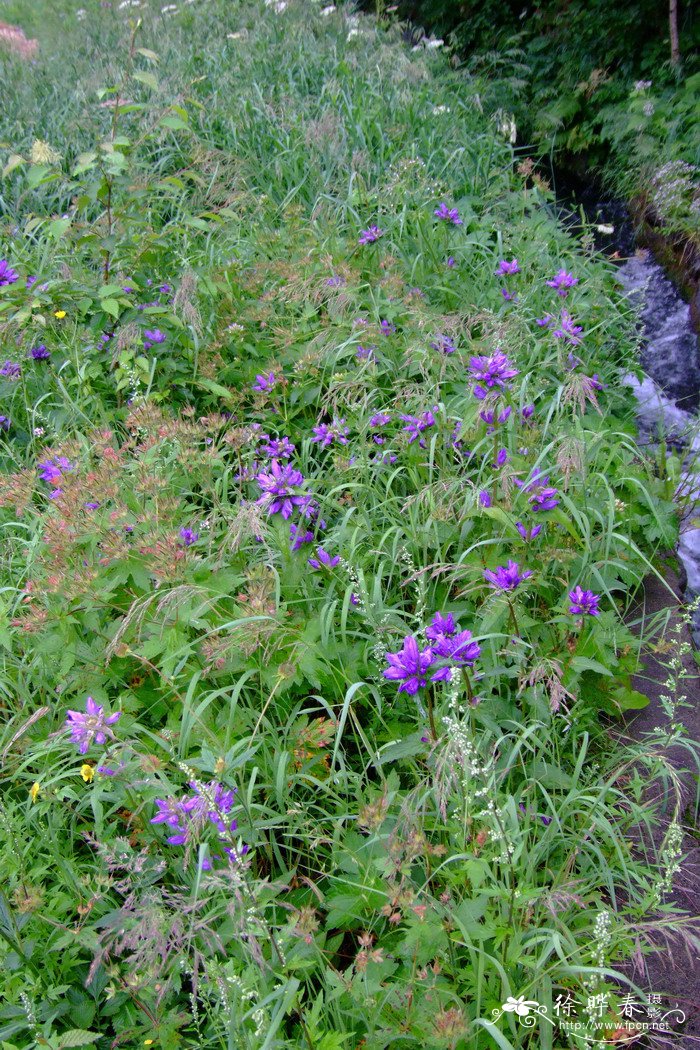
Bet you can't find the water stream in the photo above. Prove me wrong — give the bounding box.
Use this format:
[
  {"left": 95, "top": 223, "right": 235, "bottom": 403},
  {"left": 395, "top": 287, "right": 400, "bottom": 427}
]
[{"left": 555, "top": 182, "right": 700, "bottom": 630}]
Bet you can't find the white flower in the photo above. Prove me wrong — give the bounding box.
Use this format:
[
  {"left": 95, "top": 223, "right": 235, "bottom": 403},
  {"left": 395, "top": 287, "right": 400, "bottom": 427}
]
[
  {"left": 161, "top": 3, "right": 178, "bottom": 11},
  {"left": 33, "top": 427, "right": 45, "bottom": 437},
  {"left": 432, "top": 105, "right": 450, "bottom": 115},
  {"left": 275, "top": 2, "right": 287, "bottom": 11},
  {"left": 596, "top": 224, "right": 614, "bottom": 234},
  {"left": 347, "top": 27, "right": 359, "bottom": 38},
  {"left": 321, "top": 4, "right": 336, "bottom": 13},
  {"left": 76, "top": 8, "right": 87, "bottom": 20},
  {"left": 424, "top": 37, "right": 444, "bottom": 49}
]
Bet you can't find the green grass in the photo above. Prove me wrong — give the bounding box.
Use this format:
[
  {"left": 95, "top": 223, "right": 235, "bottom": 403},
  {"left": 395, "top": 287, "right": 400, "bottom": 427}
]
[{"left": 0, "top": 1, "right": 698, "bottom": 1048}]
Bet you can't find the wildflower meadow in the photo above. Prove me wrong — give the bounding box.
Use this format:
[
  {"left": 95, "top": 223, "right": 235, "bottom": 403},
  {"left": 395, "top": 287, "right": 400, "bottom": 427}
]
[{"left": 0, "top": 1, "right": 697, "bottom": 1048}]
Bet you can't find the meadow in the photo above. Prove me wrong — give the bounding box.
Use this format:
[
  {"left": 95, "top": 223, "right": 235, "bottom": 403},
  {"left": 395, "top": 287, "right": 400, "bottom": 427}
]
[{"left": 0, "top": 1, "right": 697, "bottom": 1047}]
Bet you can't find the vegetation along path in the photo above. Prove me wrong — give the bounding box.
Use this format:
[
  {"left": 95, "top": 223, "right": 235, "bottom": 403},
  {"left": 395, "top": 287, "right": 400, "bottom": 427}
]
[{"left": 0, "top": 2, "right": 698, "bottom": 1048}]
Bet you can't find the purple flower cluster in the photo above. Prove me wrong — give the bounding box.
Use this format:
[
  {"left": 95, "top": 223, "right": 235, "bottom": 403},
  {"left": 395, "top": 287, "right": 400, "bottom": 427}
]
[
  {"left": 0, "top": 361, "right": 21, "bottom": 379},
  {"left": 383, "top": 611, "right": 480, "bottom": 694},
  {"left": 143, "top": 328, "right": 166, "bottom": 351},
  {"left": 434, "top": 202, "right": 463, "bottom": 225},
  {"left": 400, "top": 408, "right": 438, "bottom": 447},
  {"left": 325, "top": 274, "right": 346, "bottom": 287},
  {"left": 546, "top": 269, "right": 578, "bottom": 297},
  {"left": 430, "top": 333, "right": 456, "bottom": 355},
  {"left": 552, "top": 310, "right": 583, "bottom": 345},
  {"left": 151, "top": 780, "right": 240, "bottom": 854},
  {"left": 495, "top": 259, "right": 519, "bottom": 276},
  {"left": 469, "top": 350, "right": 519, "bottom": 399},
  {"left": 308, "top": 547, "right": 340, "bottom": 570},
  {"left": 38, "top": 456, "right": 73, "bottom": 489},
  {"left": 0, "top": 416, "right": 10, "bottom": 431},
  {"left": 312, "top": 418, "right": 350, "bottom": 448},
  {"left": 65, "top": 696, "right": 121, "bottom": 754},
  {"left": 179, "top": 526, "right": 199, "bottom": 546},
  {"left": 260, "top": 434, "right": 295, "bottom": 459},
  {"left": 256, "top": 460, "right": 308, "bottom": 519},
  {"left": 484, "top": 560, "right": 533, "bottom": 591},
  {"left": 369, "top": 411, "right": 391, "bottom": 444},
  {"left": 29, "top": 344, "right": 50, "bottom": 360},
  {"left": 356, "top": 344, "right": 376, "bottom": 362},
  {"left": 568, "top": 586, "right": 600, "bottom": 616},
  {"left": 0, "top": 260, "right": 19, "bottom": 287},
  {"left": 515, "top": 470, "right": 560, "bottom": 512},
  {"left": 380, "top": 319, "right": 396, "bottom": 336},
  {"left": 358, "top": 225, "right": 384, "bottom": 245},
  {"left": 253, "top": 372, "right": 276, "bottom": 392}
]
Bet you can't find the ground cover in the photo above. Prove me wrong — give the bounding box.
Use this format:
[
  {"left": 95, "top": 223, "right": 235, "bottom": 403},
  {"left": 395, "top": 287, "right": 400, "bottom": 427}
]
[{"left": 0, "top": 2, "right": 697, "bottom": 1047}]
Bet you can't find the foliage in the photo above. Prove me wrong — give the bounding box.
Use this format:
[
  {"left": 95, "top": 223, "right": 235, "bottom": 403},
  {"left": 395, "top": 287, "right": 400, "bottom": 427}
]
[{"left": 0, "top": 1, "right": 697, "bottom": 1048}]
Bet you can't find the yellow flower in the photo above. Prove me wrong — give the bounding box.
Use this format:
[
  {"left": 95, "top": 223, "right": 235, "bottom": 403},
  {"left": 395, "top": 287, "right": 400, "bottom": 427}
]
[
  {"left": 54, "top": 310, "right": 67, "bottom": 319},
  {"left": 80, "top": 764, "right": 95, "bottom": 783},
  {"left": 29, "top": 782, "right": 40, "bottom": 802}
]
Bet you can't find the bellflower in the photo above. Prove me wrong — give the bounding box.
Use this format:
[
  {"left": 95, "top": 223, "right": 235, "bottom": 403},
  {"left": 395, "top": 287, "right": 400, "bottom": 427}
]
[
  {"left": 430, "top": 628, "right": 481, "bottom": 680},
  {"left": 434, "top": 202, "right": 463, "bottom": 225},
  {"left": 479, "top": 490, "right": 492, "bottom": 508},
  {"left": 383, "top": 636, "right": 434, "bottom": 695},
  {"left": 430, "top": 333, "right": 456, "bottom": 355},
  {"left": 356, "top": 344, "right": 376, "bottom": 361},
  {"left": 358, "top": 225, "right": 384, "bottom": 245},
  {"left": 425, "top": 611, "right": 457, "bottom": 640},
  {"left": 495, "top": 448, "right": 508, "bottom": 467},
  {"left": 256, "top": 460, "right": 307, "bottom": 519},
  {"left": 546, "top": 269, "right": 578, "bottom": 296},
  {"left": 65, "top": 696, "right": 121, "bottom": 754},
  {"left": 469, "top": 350, "right": 518, "bottom": 396},
  {"left": 179, "top": 526, "right": 199, "bottom": 546},
  {"left": 30, "top": 344, "right": 50, "bottom": 360},
  {"left": 312, "top": 418, "right": 350, "bottom": 447},
  {"left": 260, "top": 435, "right": 295, "bottom": 459},
  {"left": 325, "top": 274, "right": 346, "bottom": 287},
  {"left": 484, "top": 560, "right": 533, "bottom": 591},
  {"left": 0, "top": 361, "right": 20, "bottom": 379},
  {"left": 38, "top": 456, "right": 73, "bottom": 486},
  {"left": 446, "top": 256, "right": 456, "bottom": 267},
  {"left": 0, "top": 416, "right": 10, "bottom": 431},
  {"left": 480, "top": 405, "right": 512, "bottom": 428},
  {"left": 515, "top": 521, "right": 543, "bottom": 541},
  {"left": 495, "top": 259, "right": 520, "bottom": 276},
  {"left": 290, "top": 523, "right": 314, "bottom": 551},
  {"left": 400, "top": 408, "right": 437, "bottom": 447},
  {"left": 143, "top": 329, "right": 166, "bottom": 350},
  {"left": 568, "top": 586, "right": 601, "bottom": 616},
  {"left": 308, "top": 547, "right": 340, "bottom": 570},
  {"left": 380, "top": 319, "right": 396, "bottom": 336},
  {"left": 552, "top": 310, "right": 583, "bottom": 344},
  {"left": 535, "top": 314, "right": 553, "bottom": 328},
  {"left": 0, "top": 260, "right": 19, "bottom": 287},
  {"left": 253, "top": 372, "right": 276, "bottom": 392}
]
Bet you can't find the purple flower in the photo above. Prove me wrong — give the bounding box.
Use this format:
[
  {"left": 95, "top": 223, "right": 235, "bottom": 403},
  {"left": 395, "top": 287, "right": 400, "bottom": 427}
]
[
  {"left": 290, "top": 523, "right": 314, "bottom": 551},
  {"left": 400, "top": 408, "right": 437, "bottom": 447},
  {"left": 469, "top": 350, "right": 518, "bottom": 395},
  {"left": 515, "top": 522, "right": 543, "bottom": 541},
  {"left": 546, "top": 269, "right": 578, "bottom": 297},
  {"left": 350, "top": 592, "right": 361, "bottom": 606},
  {"left": 29, "top": 344, "right": 50, "bottom": 360},
  {"left": 516, "top": 470, "right": 560, "bottom": 512},
  {"left": 159, "top": 283, "right": 172, "bottom": 294},
  {"left": 480, "top": 405, "right": 512, "bottom": 428},
  {"left": 484, "top": 560, "right": 533, "bottom": 591},
  {"left": 26, "top": 275, "right": 37, "bottom": 289},
  {"left": 495, "top": 259, "right": 520, "bottom": 276},
  {"left": 536, "top": 314, "right": 553, "bottom": 328},
  {"left": 501, "top": 289, "right": 517, "bottom": 301},
  {"left": 325, "top": 274, "right": 346, "bottom": 287},
  {"left": 380, "top": 319, "right": 396, "bottom": 336},
  {"left": 356, "top": 344, "right": 376, "bottom": 361},
  {"left": 151, "top": 781, "right": 238, "bottom": 848},
  {"left": 0, "top": 361, "right": 20, "bottom": 379},
  {"left": 568, "top": 586, "right": 600, "bottom": 616},
  {"left": 383, "top": 636, "right": 434, "bottom": 695},
  {"left": 358, "top": 225, "right": 384, "bottom": 245},
  {"left": 446, "top": 256, "right": 456, "bottom": 268},
  {"left": 434, "top": 202, "right": 463, "bottom": 225},
  {"left": 143, "top": 329, "right": 166, "bottom": 350},
  {"left": 425, "top": 612, "right": 457, "bottom": 641},
  {"left": 430, "top": 333, "right": 456, "bottom": 355},
  {"left": 521, "top": 404, "right": 535, "bottom": 420},
  {"left": 256, "top": 460, "right": 307, "bottom": 519},
  {"left": 253, "top": 371, "right": 276, "bottom": 392},
  {"left": 65, "top": 696, "right": 121, "bottom": 755},
  {"left": 479, "top": 490, "right": 492, "bottom": 508},
  {"left": 0, "top": 261, "right": 19, "bottom": 287},
  {"left": 179, "top": 526, "right": 199, "bottom": 546},
  {"left": 85, "top": 501, "right": 101, "bottom": 510},
  {"left": 308, "top": 547, "right": 340, "bottom": 570},
  {"left": 38, "top": 456, "right": 73, "bottom": 486},
  {"left": 369, "top": 411, "right": 391, "bottom": 428},
  {"left": 312, "top": 418, "right": 350, "bottom": 447},
  {"left": 495, "top": 448, "right": 508, "bottom": 467},
  {"left": 430, "top": 628, "right": 481, "bottom": 681},
  {"left": 552, "top": 310, "right": 583, "bottom": 344},
  {"left": 0, "top": 416, "right": 10, "bottom": 431},
  {"left": 261, "top": 435, "right": 295, "bottom": 459}
]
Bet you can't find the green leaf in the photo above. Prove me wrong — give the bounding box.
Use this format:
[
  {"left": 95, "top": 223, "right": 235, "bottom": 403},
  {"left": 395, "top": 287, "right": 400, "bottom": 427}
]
[
  {"left": 55, "top": 1031, "right": 99, "bottom": 1049},
  {"left": 100, "top": 298, "right": 120, "bottom": 319},
  {"left": 133, "top": 71, "right": 158, "bottom": 91}
]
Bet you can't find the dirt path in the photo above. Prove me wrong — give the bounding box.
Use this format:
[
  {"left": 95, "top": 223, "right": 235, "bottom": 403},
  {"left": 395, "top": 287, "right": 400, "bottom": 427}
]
[{"left": 624, "top": 570, "right": 700, "bottom": 1044}]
